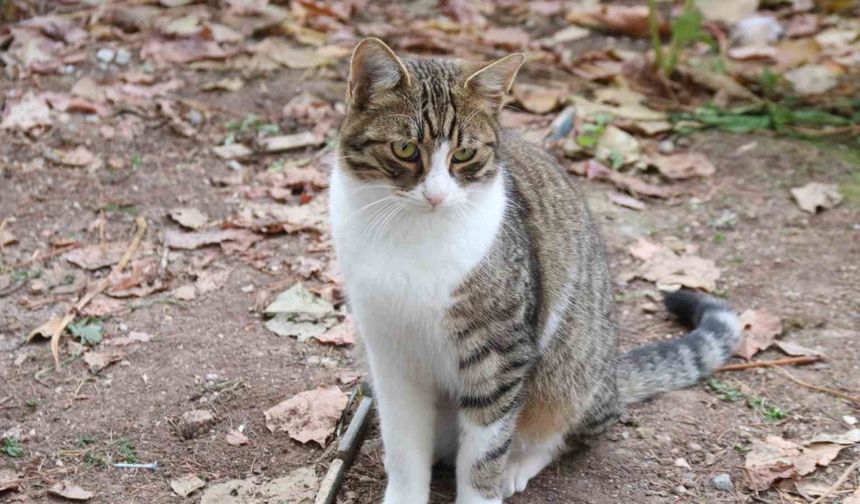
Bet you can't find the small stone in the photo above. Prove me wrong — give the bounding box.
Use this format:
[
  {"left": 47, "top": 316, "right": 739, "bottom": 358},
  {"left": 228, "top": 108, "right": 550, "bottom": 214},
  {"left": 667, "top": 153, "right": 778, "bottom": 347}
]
[
  {"left": 170, "top": 474, "right": 206, "bottom": 497},
  {"left": 636, "top": 427, "right": 655, "bottom": 440},
  {"left": 29, "top": 280, "right": 46, "bottom": 294},
  {"left": 844, "top": 415, "right": 858, "bottom": 426},
  {"left": 658, "top": 139, "right": 674, "bottom": 154},
  {"left": 688, "top": 442, "right": 703, "bottom": 451},
  {"left": 674, "top": 458, "right": 691, "bottom": 469},
  {"left": 188, "top": 109, "right": 203, "bottom": 127},
  {"left": 178, "top": 410, "right": 215, "bottom": 439},
  {"left": 96, "top": 48, "right": 115, "bottom": 63},
  {"left": 640, "top": 302, "right": 659, "bottom": 314},
  {"left": 711, "top": 473, "right": 733, "bottom": 492},
  {"left": 115, "top": 48, "right": 131, "bottom": 65},
  {"left": 703, "top": 452, "right": 716, "bottom": 466}
]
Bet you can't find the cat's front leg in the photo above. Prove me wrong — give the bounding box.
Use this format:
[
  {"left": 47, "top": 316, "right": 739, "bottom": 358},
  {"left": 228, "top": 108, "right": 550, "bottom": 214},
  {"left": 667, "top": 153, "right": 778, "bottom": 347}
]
[
  {"left": 454, "top": 391, "right": 522, "bottom": 504},
  {"left": 373, "top": 364, "right": 436, "bottom": 504}
]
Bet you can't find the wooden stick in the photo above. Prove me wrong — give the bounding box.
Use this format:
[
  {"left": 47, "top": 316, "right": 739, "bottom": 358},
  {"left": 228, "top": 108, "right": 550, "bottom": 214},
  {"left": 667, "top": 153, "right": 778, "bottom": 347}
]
[
  {"left": 716, "top": 356, "right": 820, "bottom": 372},
  {"left": 810, "top": 460, "right": 860, "bottom": 504},
  {"left": 45, "top": 217, "right": 147, "bottom": 369},
  {"left": 769, "top": 365, "right": 860, "bottom": 405}
]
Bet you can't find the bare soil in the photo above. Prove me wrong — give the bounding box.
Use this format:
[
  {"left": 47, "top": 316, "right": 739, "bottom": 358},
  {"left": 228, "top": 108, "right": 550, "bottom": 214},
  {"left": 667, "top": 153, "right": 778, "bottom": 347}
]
[{"left": 2, "top": 15, "right": 860, "bottom": 504}]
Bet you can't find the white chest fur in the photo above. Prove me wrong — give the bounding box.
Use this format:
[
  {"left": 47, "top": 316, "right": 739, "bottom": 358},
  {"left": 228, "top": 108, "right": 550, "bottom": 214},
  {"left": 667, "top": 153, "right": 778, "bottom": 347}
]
[{"left": 328, "top": 163, "right": 507, "bottom": 390}]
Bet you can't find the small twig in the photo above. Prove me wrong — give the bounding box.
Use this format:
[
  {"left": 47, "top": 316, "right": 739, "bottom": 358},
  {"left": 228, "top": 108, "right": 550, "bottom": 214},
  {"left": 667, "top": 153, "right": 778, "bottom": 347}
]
[
  {"left": 45, "top": 217, "right": 147, "bottom": 369},
  {"left": 810, "top": 460, "right": 860, "bottom": 504},
  {"left": 769, "top": 365, "right": 860, "bottom": 405},
  {"left": 717, "top": 356, "right": 821, "bottom": 372}
]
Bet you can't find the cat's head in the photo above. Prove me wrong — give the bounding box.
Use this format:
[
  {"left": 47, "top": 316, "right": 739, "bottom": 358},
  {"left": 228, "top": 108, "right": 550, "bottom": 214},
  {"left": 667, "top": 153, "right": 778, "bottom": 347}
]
[{"left": 337, "top": 38, "right": 523, "bottom": 212}]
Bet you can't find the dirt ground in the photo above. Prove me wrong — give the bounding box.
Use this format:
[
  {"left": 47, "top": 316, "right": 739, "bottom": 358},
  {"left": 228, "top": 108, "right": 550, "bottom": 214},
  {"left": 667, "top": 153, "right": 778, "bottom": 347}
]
[{"left": 2, "top": 2, "right": 860, "bottom": 504}]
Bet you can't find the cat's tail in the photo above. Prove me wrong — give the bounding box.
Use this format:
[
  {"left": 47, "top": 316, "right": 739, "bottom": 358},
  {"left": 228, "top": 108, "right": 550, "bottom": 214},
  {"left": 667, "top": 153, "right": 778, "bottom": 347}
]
[{"left": 617, "top": 289, "right": 742, "bottom": 405}]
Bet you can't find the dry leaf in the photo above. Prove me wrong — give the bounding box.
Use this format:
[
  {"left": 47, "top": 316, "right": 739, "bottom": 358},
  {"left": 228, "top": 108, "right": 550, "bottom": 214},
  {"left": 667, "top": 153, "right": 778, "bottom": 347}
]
[
  {"left": 736, "top": 309, "right": 782, "bottom": 360},
  {"left": 195, "top": 269, "right": 231, "bottom": 294},
  {"left": 791, "top": 182, "right": 843, "bottom": 213},
  {"left": 584, "top": 160, "right": 670, "bottom": 199},
  {"left": 259, "top": 132, "right": 321, "bottom": 153},
  {"left": 627, "top": 237, "right": 665, "bottom": 261},
  {"left": 226, "top": 429, "right": 249, "bottom": 446},
  {"left": 315, "top": 318, "right": 356, "bottom": 346},
  {"left": 845, "top": 488, "right": 860, "bottom": 504},
  {"left": 212, "top": 143, "right": 253, "bottom": 160},
  {"left": 744, "top": 435, "right": 802, "bottom": 491},
  {"left": 105, "top": 331, "right": 152, "bottom": 346},
  {"left": 27, "top": 313, "right": 75, "bottom": 342},
  {"left": 480, "top": 26, "right": 530, "bottom": 49},
  {"left": 645, "top": 151, "right": 716, "bottom": 180},
  {"left": 48, "top": 481, "right": 94, "bottom": 501},
  {"left": 164, "top": 228, "right": 259, "bottom": 250},
  {"left": 199, "top": 467, "right": 318, "bottom": 504},
  {"left": 0, "top": 92, "right": 52, "bottom": 131},
  {"left": 202, "top": 77, "right": 244, "bottom": 92},
  {"left": 170, "top": 474, "right": 206, "bottom": 497},
  {"left": 83, "top": 349, "right": 125, "bottom": 373},
  {"left": 264, "top": 385, "right": 348, "bottom": 447},
  {"left": 249, "top": 38, "right": 335, "bottom": 69},
  {"left": 169, "top": 207, "right": 208, "bottom": 230},
  {"left": 774, "top": 340, "right": 823, "bottom": 358},
  {"left": 566, "top": 4, "right": 654, "bottom": 38},
  {"left": 65, "top": 242, "right": 129, "bottom": 270},
  {"left": 79, "top": 296, "right": 126, "bottom": 317},
  {"left": 695, "top": 0, "right": 758, "bottom": 24},
  {"left": 512, "top": 84, "right": 564, "bottom": 114},
  {"left": 174, "top": 284, "right": 197, "bottom": 300},
  {"left": 595, "top": 126, "right": 641, "bottom": 166},
  {"left": 0, "top": 469, "right": 20, "bottom": 493},
  {"left": 45, "top": 146, "right": 95, "bottom": 167},
  {"left": 785, "top": 64, "right": 839, "bottom": 96}
]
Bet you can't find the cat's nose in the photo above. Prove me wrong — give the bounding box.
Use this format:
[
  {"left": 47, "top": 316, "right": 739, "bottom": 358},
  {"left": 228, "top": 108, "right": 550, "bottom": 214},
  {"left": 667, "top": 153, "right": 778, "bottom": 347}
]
[{"left": 424, "top": 191, "right": 446, "bottom": 208}]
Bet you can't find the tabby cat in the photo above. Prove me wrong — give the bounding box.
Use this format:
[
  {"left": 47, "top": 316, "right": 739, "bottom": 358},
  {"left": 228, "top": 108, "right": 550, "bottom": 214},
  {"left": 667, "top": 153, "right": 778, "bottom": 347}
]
[{"left": 329, "top": 38, "right": 741, "bottom": 504}]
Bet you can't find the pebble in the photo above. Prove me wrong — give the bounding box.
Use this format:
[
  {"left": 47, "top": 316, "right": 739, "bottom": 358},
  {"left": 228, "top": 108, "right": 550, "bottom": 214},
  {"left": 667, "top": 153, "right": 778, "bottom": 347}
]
[
  {"left": 658, "top": 139, "right": 674, "bottom": 154},
  {"left": 96, "top": 48, "right": 115, "bottom": 63},
  {"left": 115, "top": 48, "right": 131, "bottom": 65},
  {"left": 674, "top": 458, "right": 691, "bottom": 469},
  {"left": 178, "top": 410, "right": 215, "bottom": 439},
  {"left": 688, "top": 442, "right": 703, "bottom": 451},
  {"left": 844, "top": 415, "right": 857, "bottom": 426},
  {"left": 711, "top": 473, "right": 733, "bottom": 492},
  {"left": 188, "top": 109, "right": 203, "bottom": 127}
]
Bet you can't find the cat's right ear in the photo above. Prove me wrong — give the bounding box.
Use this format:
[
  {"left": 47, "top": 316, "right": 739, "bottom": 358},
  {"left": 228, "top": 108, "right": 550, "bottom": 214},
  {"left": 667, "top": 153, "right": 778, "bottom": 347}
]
[{"left": 348, "top": 38, "right": 411, "bottom": 108}]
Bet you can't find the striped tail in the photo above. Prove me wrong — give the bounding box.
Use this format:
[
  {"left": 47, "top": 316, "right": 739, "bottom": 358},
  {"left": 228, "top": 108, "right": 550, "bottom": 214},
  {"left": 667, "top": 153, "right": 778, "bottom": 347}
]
[{"left": 617, "top": 289, "right": 742, "bottom": 405}]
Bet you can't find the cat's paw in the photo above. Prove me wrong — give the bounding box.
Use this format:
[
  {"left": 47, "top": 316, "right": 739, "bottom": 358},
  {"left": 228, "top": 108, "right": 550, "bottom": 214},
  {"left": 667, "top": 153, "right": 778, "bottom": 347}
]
[{"left": 502, "top": 450, "right": 552, "bottom": 497}]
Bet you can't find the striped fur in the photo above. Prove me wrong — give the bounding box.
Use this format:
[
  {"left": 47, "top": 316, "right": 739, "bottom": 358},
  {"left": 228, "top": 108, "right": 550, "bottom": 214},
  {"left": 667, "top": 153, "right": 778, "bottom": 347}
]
[{"left": 330, "top": 39, "right": 742, "bottom": 504}]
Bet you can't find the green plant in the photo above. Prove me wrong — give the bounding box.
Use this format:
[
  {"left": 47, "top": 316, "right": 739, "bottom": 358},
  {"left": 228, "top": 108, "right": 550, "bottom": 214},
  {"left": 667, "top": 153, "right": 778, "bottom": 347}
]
[
  {"left": 68, "top": 318, "right": 103, "bottom": 346},
  {"left": 706, "top": 378, "right": 743, "bottom": 402},
  {"left": 116, "top": 438, "right": 138, "bottom": 463},
  {"left": 648, "top": 0, "right": 714, "bottom": 76},
  {"left": 2, "top": 438, "right": 23, "bottom": 458}
]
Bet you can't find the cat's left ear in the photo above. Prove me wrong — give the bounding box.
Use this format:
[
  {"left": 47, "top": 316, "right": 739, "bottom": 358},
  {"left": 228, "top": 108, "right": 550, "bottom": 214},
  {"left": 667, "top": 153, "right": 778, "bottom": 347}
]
[
  {"left": 348, "top": 38, "right": 411, "bottom": 109},
  {"left": 464, "top": 53, "right": 525, "bottom": 107}
]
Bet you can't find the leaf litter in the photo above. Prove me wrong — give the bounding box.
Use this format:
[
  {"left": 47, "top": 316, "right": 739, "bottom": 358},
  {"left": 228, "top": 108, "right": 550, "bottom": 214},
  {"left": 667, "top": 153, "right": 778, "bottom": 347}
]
[{"left": 264, "top": 385, "right": 348, "bottom": 447}]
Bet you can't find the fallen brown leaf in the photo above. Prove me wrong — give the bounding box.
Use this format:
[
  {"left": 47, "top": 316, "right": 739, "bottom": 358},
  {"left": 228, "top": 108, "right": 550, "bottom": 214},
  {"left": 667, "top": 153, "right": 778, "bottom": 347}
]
[
  {"left": 226, "top": 429, "right": 249, "bottom": 446},
  {"left": 791, "top": 182, "right": 843, "bottom": 214},
  {"left": 645, "top": 151, "right": 716, "bottom": 180},
  {"left": 480, "top": 26, "right": 530, "bottom": 50},
  {"left": 45, "top": 146, "right": 96, "bottom": 167},
  {"left": 48, "top": 481, "right": 94, "bottom": 501},
  {"left": 584, "top": 159, "right": 670, "bottom": 199},
  {"left": 169, "top": 207, "right": 209, "bottom": 230},
  {"left": 83, "top": 349, "right": 125, "bottom": 373},
  {"left": 315, "top": 317, "right": 356, "bottom": 346},
  {"left": 164, "top": 228, "right": 260, "bottom": 250},
  {"left": 170, "top": 474, "right": 206, "bottom": 497},
  {"left": 736, "top": 309, "right": 782, "bottom": 360},
  {"left": 264, "top": 385, "right": 348, "bottom": 447},
  {"left": 0, "top": 91, "right": 53, "bottom": 131},
  {"left": 512, "top": 84, "right": 564, "bottom": 114}
]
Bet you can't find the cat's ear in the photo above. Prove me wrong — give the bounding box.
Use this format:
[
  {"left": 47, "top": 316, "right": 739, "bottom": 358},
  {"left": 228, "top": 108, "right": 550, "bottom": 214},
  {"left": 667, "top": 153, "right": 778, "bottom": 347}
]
[
  {"left": 348, "top": 38, "right": 411, "bottom": 108},
  {"left": 464, "top": 53, "right": 525, "bottom": 107}
]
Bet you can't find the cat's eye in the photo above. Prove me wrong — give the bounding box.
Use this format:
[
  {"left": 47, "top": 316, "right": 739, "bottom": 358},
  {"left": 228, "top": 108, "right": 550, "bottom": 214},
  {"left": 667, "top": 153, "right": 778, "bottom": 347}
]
[
  {"left": 452, "top": 148, "right": 476, "bottom": 163},
  {"left": 391, "top": 141, "right": 419, "bottom": 161}
]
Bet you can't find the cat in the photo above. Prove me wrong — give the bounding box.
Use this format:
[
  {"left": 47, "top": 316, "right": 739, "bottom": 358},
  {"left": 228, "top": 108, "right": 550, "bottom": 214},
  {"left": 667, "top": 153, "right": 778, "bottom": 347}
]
[{"left": 329, "top": 38, "right": 741, "bottom": 504}]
